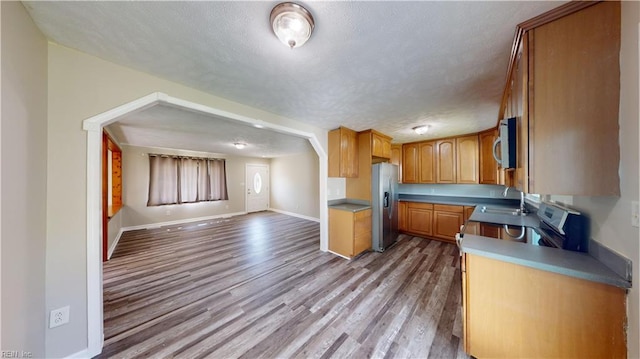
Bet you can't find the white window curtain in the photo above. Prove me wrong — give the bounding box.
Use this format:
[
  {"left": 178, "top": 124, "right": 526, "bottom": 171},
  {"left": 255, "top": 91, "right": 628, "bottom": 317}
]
[{"left": 147, "top": 155, "right": 228, "bottom": 206}]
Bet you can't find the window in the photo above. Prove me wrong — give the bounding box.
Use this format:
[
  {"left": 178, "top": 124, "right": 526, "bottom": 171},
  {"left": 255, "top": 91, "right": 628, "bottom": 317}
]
[
  {"left": 103, "top": 132, "right": 122, "bottom": 217},
  {"left": 147, "top": 155, "right": 228, "bottom": 206}
]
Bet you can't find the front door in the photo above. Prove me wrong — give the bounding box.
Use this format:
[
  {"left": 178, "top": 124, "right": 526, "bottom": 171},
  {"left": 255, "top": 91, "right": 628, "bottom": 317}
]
[{"left": 246, "top": 164, "right": 269, "bottom": 213}]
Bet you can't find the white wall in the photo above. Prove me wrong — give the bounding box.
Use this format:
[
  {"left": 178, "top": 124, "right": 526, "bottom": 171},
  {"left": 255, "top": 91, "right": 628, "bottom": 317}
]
[
  {"left": 550, "top": 2, "right": 640, "bottom": 356},
  {"left": 121, "top": 145, "right": 269, "bottom": 228},
  {"left": 46, "top": 43, "right": 327, "bottom": 357},
  {"left": 270, "top": 147, "right": 320, "bottom": 219},
  {"left": 1, "top": 2, "right": 47, "bottom": 356}
]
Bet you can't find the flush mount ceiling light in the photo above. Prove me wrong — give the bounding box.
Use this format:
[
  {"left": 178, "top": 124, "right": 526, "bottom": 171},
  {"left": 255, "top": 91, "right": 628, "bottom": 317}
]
[
  {"left": 413, "top": 125, "right": 430, "bottom": 135},
  {"left": 233, "top": 142, "right": 247, "bottom": 149},
  {"left": 270, "top": 2, "right": 315, "bottom": 49}
]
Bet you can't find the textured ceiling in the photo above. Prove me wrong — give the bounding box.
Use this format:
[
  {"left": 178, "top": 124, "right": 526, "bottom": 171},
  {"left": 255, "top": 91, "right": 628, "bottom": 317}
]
[
  {"left": 106, "top": 104, "right": 313, "bottom": 158},
  {"left": 24, "top": 1, "right": 564, "bottom": 153}
]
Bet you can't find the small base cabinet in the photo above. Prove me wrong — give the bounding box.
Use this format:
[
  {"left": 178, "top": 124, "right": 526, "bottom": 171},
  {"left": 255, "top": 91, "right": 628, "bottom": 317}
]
[
  {"left": 329, "top": 208, "right": 372, "bottom": 258},
  {"left": 462, "top": 253, "right": 626, "bottom": 358},
  {"left": 399, "top": 201, "right": 465, "bottom": 243}
]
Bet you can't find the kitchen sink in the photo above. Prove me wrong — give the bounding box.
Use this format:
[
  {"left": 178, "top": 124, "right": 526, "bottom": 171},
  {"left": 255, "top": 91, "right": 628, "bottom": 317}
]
[{"left": 479, "top": 206, "right": 524, "bottom": 216}]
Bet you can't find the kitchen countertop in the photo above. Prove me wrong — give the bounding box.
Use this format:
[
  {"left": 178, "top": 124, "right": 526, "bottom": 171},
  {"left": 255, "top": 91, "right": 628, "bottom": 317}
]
[
  {"left": 328, "top": 199, "right": 371, "bottom": 212},
  {"left": 460, "top": 234, "right": 631, "bottom": 289},
  {"left": 399, "top": 194, "right": 520, "bottom": 207}
]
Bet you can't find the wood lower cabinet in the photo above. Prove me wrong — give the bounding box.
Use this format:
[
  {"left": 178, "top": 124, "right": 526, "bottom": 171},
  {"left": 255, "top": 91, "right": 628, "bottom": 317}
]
[
  {"left": 462, "top": 253, "right": 626, "bottom": 358},
  {"left": 406, "top": 202, "right": 433, "bottom": 237},
  {"left": 328, "top": 126, "right": 358, "bottom": 178},
  {"left": 432, "top": 204, "right": 464, "bottom": 242},
  {"left": 398, "top": 201, "right": 407, "bottom": 231},
  {"left": 463, "top": 206, "right": 479, "bottom": 235},
  {"left": 329, "top": 208, "right": 372, "bottom": 258}
]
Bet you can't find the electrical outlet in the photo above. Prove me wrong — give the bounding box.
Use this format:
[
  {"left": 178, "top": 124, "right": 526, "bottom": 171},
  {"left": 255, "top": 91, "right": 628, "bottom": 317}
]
[
  {"left": 49, "top": 306, "right": 70, "bottom": 328},
  {"left": 632, "top": 201, "right": 639, "bottom": 228}
]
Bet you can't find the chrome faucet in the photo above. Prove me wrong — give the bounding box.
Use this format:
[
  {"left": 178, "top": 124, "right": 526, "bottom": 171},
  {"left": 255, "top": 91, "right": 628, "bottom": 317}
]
[{"left": 503, "top": 186, "right": 527, "bottom": 216}]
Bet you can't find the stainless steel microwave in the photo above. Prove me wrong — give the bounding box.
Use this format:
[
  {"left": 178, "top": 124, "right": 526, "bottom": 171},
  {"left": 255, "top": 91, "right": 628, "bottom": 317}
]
[{"left": 492, "top": 117, "right": 516, "bottom": 169}]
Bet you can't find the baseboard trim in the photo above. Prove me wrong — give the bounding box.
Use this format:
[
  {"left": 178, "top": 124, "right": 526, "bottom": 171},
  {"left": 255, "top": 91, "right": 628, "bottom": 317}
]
[
  {"left": 107, "top": 228, "right": 124, "bottom": 260},
  {"left": 64, "top": 348, "right": 90, "bottom": 359},
  {"left": 327, "top": 250, "right": 351, "bottom": 260},
  {"left": 120, "top": 212, "right": 247, "bottom": 232},
  {"left": 268, "top": 208, "right": 320, "bottom": 223}
]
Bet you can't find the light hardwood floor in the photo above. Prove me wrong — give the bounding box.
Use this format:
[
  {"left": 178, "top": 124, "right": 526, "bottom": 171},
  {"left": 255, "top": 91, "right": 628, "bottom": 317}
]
[{"left": 100, "top": 211, "right": 469, "bottom": 358}]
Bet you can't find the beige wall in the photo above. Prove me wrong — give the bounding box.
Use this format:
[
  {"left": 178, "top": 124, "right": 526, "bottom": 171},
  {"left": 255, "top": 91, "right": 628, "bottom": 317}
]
[
  {"left": 107, "top": 210, "right": 122, "bottom": 256},
  {"left": 550, "top": 2, "right": 640, "bottom": 356},
  {"left": 270, "top": 146, "right": 320, "bottom": 219},
  {"left": 46, "top": 43, "right": 327, "bottom": 357},
  {"left": 121, "top": 145, "right": 269, "bottom": 228},
  {"left": 1, "top": 2, "right": 48, "bottom": 356}
]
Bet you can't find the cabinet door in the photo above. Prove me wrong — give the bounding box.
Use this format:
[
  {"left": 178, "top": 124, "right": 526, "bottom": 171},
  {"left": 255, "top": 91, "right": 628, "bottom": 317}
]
[
  {"left": 343, "top": 129, "right": 359, "bottom": 178},
  {"left": 354, "top": 209, "right": 372, "bottom": 256},
  {"left": 419, "top": 141, "right": 436, "bottom": 183},
  {"left": 398, "top": 201, "right": 407, "bottom": 231},
  {"left": 480, "top": 223, "right": 501, "bottom": 239},
  {"left": 329, "top": 209, "right": 354, "bottom": 257},
  {"left": 436, "top": 139, "right": 456, "bottom": 183},
  {"left": 433, "top": 204, "right": 464, "bottom": 242},
  {"left": 402, "top": 143, "right": 419, "bottom": 183},
  {"left": 456, "top": 135, "right": 479, "bottom": 184},
  {"left": 407, "top": 203, "right": 433, "bottom": 237},
  {"left": 371, "top": 132, "right": 392, "bottom": 159},
  {"left": 463, "top": 206, "right": 479, "bottom": 235},
  {"left": 390, "top": 144, "right": 402, "bottom": 183},
  {"left": 478, "top": 129, "right": 499, "bottom": 184}
]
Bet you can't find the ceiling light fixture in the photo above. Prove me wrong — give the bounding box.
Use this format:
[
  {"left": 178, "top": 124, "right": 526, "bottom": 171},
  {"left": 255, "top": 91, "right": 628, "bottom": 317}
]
[
  {"left": 234, "top": 142, "right": 247, "bottom": 149},
  {"left": 413, "top": 125, "right": 430, "bottom": 135},
  {"left": 270, "top": 2, "right": 315, "bottom": 49}
]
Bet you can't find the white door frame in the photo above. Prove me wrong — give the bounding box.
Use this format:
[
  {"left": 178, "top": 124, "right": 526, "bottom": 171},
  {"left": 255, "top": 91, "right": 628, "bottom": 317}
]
[
  {"left": 245, "top": 163, "right": 269, "bottom": 213},
  {"left": 82, "top": 92, "right": 328, "bottom": 357}
]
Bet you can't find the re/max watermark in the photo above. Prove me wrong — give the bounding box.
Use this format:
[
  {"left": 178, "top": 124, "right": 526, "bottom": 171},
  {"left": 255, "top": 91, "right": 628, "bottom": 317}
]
[{"left": 1, "top": 351, "right": 33, "bottom": 358}]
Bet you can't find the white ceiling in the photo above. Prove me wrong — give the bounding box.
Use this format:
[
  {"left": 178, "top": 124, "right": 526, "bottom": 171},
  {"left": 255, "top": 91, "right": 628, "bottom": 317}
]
[{"left": 24, "top": 1, "right": 564, "bottom": 156}]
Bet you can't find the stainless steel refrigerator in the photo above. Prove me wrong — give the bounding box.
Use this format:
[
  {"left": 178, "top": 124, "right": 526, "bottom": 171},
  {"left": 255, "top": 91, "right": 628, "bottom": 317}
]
[{"left": 371, "top": 163, "right": 399, "bottom": 252}]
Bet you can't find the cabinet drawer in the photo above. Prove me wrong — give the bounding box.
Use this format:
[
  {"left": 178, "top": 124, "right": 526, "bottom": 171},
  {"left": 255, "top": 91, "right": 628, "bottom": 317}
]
[
  {"left": 406, "top": 202, "right": 433, "bottom": 210},
  {"left": 433, "top": 204, "right": 463, "bottom": 213}
]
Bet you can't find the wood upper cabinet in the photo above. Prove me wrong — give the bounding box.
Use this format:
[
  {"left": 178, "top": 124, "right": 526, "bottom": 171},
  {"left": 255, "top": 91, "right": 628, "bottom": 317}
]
[
  {"left": 402, "top": 143, "right": 419, "bottom": 184},
  {"left": 328, "top": 127, "right": 358, "bottom": 178},
  {"left": 406, "top": 202, "right": 433, "bottom": 237},
  {"left": 502, "top": 1, "right": 621, "bottom": 195},
  {"left": 432, "top": 204, "right": 464, "bottom": 242},
  {"left": 419, "top": 141, "right": 436, "bottom": 183},
  {"left": 371, "top": 131, "right": 392, "bottom": 159},
  {"left": 390, "top": 144, "right": 402, "bottom": 183},
  {"left": 478, "top": 129, "right": 499, "bottom": 185},
  {"left": 329, "top": 208, "right": 372, "bottom": 258},
  {"left": 456, "top": 135, "right": 479, "bottom": 184},
  {"left": 435, "top": 139, "right": 456, "bottom": 184},
  {"left": 463, "top": 253, "right": 626, "bottom": 358}
]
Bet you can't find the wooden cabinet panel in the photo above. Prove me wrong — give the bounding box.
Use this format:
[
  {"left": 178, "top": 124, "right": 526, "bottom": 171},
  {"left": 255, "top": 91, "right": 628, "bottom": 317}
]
[
  {"left": 329, "top": 208, "right": 372, "bottom": 258},
  {"left": 436, "top": 139, "right": 456, "bottom": 183},
  {"left": 433, "top": 207, "right": 464, "bottom": 242},
  {"left": 328, "top": 127, "right": 358, "bottom": 178},
  {"left": 371, "top": 132, "right": 392, "bottom": 159},
  {"left": 398, "top": 201, "right": 407, "bottom": 231},
  {"left": 456, "top": 135, "right": 479, "bottom": 184},
  {"left": 390, "top": 144, "right": 402, "bottom": 183},
  {"left": 418, "top": 141, "right": 436, "bottom": 183},
  {"left": 463, "top": 206, "right": 479, "bottom": 235},
  {"left": 478, "top": 129, "right": 499, "bottom": 185},
  {"left": 402, "top": 143, "right": 419, "bottom": 183},
  {"left": 406, "top": 202, "right": 433, "bottom": 237},
  {"left": 463, "top": 254, "right": 626, "bottom": 358},
  {"left": 354, "top": 209, "right": 372, "bottom": 255}
]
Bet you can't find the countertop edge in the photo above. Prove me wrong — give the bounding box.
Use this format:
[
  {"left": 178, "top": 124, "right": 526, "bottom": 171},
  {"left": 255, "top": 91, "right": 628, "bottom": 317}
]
[{"left": 461, "top": 235, "right": 631, "bottom": 289}]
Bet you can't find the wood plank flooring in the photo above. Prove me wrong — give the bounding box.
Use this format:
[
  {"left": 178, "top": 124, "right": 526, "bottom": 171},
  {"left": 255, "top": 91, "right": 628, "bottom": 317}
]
[{"left": 100, "top": 211, "right": 469, "bottom": 359}]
